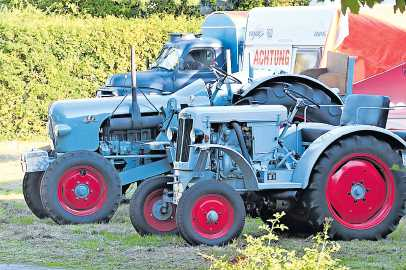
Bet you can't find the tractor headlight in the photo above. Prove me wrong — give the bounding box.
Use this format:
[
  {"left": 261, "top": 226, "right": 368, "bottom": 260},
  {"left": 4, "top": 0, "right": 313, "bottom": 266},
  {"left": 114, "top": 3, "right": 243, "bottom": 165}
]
[
  {"left": 167, "top": 127, "right": 178, "bottom": 142},
  {"left": 190, "top": 128, "right": 205, "bottom": 144},
  {"left": 53, "top": 124, "right": 72, "bottom": 138}
]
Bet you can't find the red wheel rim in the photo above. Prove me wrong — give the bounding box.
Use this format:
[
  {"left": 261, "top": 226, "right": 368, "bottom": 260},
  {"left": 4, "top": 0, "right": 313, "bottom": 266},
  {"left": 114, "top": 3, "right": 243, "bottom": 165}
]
[
  {"left": 326, "top": 153, "right": 395, "bottom": 230},
  {"left": 143, "top": 189, "right": 176, "bottom": 232},
  {"left": 191, "top": 194, "right": 234, "bottom": 239},
  {"left": 57, "top": 165, "right": 107, "bottom": 216}
]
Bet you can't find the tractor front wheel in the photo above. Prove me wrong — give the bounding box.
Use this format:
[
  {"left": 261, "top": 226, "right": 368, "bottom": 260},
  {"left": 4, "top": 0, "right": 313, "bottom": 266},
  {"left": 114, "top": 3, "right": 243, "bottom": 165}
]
[
  {"left": 23, "top": 171, "right": 48, "bottom": 219},
  {"left": 130, "top": 177, "right": 177, "bottom": 235},
  {"left": 176, "top": 180, "right": 246, "bottom": 246},
  {"left": 40, "top": 151, "right": 122, "bottom": 224},
  {"left": 304, "top": 135, "right": 406, "bottom": 240}
]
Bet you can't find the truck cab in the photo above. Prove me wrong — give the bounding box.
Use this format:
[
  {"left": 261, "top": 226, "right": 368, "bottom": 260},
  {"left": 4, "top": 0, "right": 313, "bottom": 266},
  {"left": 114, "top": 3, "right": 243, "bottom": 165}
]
[
  {"left": 97, "top": 11, "right": 248, "bottom": 97},
  {"left": 97, "top": 34, "right": 225, "bottom": 97}
]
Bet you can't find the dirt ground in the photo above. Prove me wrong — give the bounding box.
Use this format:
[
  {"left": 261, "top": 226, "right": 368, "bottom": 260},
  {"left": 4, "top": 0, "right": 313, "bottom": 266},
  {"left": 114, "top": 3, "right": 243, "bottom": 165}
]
[{"left": 0, "top": 141, "right": 405, "bottom": 270}]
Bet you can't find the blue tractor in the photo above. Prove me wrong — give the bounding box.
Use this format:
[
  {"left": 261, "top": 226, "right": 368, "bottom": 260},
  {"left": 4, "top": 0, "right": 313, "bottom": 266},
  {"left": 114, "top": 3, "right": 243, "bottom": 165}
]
[
  {"left": 21, "top": 49, "right": 211, "bottom": 225},
  {"left": 157, "top": 91, "right": 406, "bottom": 245}
]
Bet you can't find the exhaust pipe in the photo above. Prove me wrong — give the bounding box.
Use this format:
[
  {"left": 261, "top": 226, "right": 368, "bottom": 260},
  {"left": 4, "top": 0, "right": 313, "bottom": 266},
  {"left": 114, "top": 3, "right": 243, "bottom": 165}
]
[
  {"left": 108, "top": 46, "right": 163, "bottom": 131},
  {"left": 131, "top": 46, "right": 141, "bottom": 128}
]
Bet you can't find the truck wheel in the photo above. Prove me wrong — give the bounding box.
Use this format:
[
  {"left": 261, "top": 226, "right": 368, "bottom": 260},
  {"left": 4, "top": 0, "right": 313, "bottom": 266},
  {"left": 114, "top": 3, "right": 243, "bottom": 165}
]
[
  {"left": 304, "top": 135, "right": 406, "bottom": 240},
  {"left": 23, "top": 172, "right": 48, "bottom": 219},
  {"left": 129, "top": 177, "right": 177, "bottom": 235},
  {"left": 40, "top": 151, "right": 122, "bottom": 224},
  {"left": 176, "top": 180, "right": 246, "bottom": 246}
]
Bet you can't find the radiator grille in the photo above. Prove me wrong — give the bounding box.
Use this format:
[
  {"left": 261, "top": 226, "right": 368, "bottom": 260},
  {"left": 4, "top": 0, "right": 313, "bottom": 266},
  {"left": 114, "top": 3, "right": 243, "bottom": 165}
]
[{"left": 175, "top": 118, "right": 193, "bottom": 162}]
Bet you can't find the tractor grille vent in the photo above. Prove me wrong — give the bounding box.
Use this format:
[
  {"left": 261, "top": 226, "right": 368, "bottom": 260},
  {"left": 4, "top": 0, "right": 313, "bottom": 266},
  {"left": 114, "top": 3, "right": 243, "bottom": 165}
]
[{"left": 176, "top": 118, "right": 193, "bottom": 162}]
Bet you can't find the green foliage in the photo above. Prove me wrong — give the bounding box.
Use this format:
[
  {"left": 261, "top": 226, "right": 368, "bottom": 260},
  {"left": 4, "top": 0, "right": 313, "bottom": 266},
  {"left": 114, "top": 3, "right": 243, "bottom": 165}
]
[
  {"left": 395, "top": 0, "right": 406, "bottom": 13},
  {"left": 205, "top": 213, "right": 348, "bottom": 270},
  {"left": 230, "top": 0, "right": 265, "bottom": 9},
  {"left": 339, "top": 0, "right": 405, "bottom": 14},
  {"left": 0, "top": 0, "right": 202, "bottom": 17},
  {"left": 0, "top": 7, "right": 202, "bottom": 139},
  {"left": 229, "top": 0, "right": 310, "bottom": 10},
  {"left": 228, "top": 0, "right": 405, "bottom": 13}
]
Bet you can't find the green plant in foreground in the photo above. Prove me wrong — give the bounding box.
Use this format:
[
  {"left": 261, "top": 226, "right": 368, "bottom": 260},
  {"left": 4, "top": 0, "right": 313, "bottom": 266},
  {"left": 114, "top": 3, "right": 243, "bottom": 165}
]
[{"left": 205, "top": 213, "right": 348, "bottom": 270}]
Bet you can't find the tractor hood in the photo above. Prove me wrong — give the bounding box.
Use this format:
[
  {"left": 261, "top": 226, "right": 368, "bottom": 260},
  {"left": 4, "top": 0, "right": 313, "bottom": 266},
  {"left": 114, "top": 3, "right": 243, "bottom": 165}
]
[
  {"left": 48, "top": 79, "right": 210, "bottom": 152},
  {"left": 50, "top": 94, "right": 168, "bottom": 122},
  {"left": 180, "top": 105, "right": 288, "bottom": 131},
  {"left": 106, "top": 69, "right": 173, "bottom": 94}
]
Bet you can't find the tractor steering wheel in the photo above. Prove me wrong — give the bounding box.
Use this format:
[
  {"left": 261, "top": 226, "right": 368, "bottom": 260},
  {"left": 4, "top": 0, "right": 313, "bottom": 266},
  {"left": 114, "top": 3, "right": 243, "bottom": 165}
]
[
  {"left": 284, "top": 87, "right": 321, "bottom": 109},
  {"left": 210, "top": 65, "right": 242, "bottom": 84}
]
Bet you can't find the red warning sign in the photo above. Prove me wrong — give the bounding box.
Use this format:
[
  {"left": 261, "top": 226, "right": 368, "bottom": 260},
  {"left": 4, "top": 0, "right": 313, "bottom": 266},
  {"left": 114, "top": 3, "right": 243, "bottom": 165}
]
[
  {"left": 249, "top": 46, "right": 292, "bottom": 76},
  {"left": 253, "top": 49, "right": 291, "bottom": 66}
]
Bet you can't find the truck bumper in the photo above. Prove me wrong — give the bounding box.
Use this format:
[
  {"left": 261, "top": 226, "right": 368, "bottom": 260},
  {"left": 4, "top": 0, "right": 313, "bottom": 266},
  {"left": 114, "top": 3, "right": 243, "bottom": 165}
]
[{"left": 21, "top": 149, "right": 52, "bottom": 173}]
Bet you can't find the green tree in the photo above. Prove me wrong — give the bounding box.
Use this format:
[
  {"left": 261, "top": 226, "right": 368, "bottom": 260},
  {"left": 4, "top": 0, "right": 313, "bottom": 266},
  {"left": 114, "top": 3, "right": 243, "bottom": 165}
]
[
  {"left": 229, "top": 0, "right": 405, "bottom": 13},
  {"left": 342, "top": 0, "right": 405, "bottom": 13}
]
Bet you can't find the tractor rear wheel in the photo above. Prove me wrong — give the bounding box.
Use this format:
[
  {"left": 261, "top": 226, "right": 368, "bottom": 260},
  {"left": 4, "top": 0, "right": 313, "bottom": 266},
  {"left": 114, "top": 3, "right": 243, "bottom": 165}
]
[
  {"left": 176, "top": 180, "right": 246, "bottom": 246},
  {"left": 130, "top": 177, "right": 177, "bottom": 235},
  {"left": 40, "top": 151, "right": 122, "bottom": 224},
  {"left": 235, "top": 83, "right": 342, "bottom": 125},
  {"left": 303, "top": 135, "right": 406, "bottom": 240},
  {"left": 23, "top": 171, "right": 48, "bottom": 219}
]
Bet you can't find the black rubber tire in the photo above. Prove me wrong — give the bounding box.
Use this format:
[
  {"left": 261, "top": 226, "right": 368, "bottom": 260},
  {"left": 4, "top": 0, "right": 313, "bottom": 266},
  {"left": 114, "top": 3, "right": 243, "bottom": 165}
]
[
  {"left": 236, "top": 84, "right": 342, "bottom": 125},
  {"left": 130, "top": 177, "right": 177, "bottom": 235},
  {"left": 176, "top": 180, "right": 246, "bottom": 246},
  {"left": 23, "top": 172, "right": 48, "bottom": 219},
  {"left": 303, "top": 135, "right": 406, "bottom": 240},
  {"left": 40, "top": 151, "right": 122, "bottom": 224}
]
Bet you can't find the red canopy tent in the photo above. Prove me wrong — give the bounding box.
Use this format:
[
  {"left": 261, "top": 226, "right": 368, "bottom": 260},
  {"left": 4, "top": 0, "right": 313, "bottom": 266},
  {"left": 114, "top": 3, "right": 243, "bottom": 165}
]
[
  {"left": 333, "top": 10, "right": 406, "bottom": 128},
  {"left": 338, "top": 13, "right": 406, "bottom": 84}
]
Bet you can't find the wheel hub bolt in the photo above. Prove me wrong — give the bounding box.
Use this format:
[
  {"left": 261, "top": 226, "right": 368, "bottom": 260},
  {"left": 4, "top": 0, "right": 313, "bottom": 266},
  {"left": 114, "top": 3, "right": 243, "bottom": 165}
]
[
  {"left": 74, "top": 184, "right": 90, "bottom": 198},
  {"left": 350, "top": 183, "right": 367, "bottom": 201},
  {"left": 206, "top": 210, "right": 219, "bottom": 224},
  {"left": 152, "top": 200, "right": 173, "bottom": 221}
]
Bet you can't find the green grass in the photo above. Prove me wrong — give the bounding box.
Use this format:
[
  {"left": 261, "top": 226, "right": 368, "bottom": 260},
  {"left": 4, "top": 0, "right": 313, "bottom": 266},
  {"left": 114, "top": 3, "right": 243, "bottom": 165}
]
[{"left": 0, "top": 141, "right": 405, "bottom": 269}]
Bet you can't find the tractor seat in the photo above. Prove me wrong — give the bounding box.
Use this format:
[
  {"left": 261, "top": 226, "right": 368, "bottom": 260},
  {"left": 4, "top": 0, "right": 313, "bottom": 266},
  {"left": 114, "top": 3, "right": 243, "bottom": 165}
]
[
  {"left": 340, "top": 94, "right": 390, "bottom": 128},
  {"left": 300, "top": 94, "right": 389, "bottom": 143}
]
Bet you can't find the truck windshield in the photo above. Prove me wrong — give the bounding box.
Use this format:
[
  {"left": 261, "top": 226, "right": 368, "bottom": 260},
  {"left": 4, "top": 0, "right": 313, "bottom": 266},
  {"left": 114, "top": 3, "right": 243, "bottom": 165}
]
[{"left": 151, "top": 47, "right": 181, "bottom": 71}]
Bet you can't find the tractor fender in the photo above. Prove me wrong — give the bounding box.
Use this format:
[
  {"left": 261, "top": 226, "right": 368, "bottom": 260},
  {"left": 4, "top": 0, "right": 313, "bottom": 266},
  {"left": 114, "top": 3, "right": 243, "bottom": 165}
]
[
  {"left": 192, "top": 144, "right": 259, "bottom": 190},
  {"left": 293, "top": 125, "right": 406, "bottom": 189},
  {"left": 238, "top": 74, "right": 343, "bottom": 105}
]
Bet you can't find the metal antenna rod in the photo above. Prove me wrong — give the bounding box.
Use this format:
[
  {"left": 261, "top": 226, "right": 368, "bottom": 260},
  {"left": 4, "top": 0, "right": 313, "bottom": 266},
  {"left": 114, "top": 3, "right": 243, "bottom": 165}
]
[{"left": 131, "top": 46, "right": 141, "bottom": 127}]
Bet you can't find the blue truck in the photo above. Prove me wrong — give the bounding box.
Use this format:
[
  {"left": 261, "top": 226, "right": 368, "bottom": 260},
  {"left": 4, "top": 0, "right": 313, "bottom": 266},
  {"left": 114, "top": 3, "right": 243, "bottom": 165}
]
[{"left": 96, "top": 11, "right": 248, "bottom": 97}]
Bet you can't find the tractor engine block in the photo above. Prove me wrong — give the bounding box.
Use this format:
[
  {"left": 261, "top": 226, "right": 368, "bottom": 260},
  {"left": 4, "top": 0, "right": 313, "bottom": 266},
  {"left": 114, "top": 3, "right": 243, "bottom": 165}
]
[{"left": 99, "top": 127, "right": 159, "bottom": 156}]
